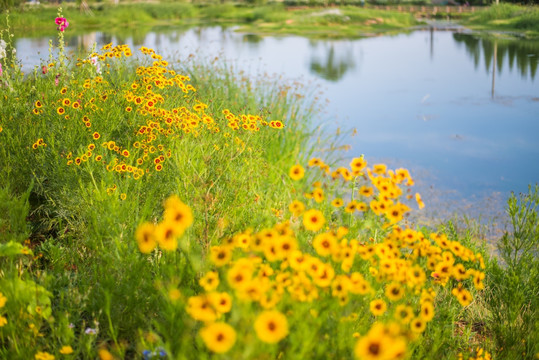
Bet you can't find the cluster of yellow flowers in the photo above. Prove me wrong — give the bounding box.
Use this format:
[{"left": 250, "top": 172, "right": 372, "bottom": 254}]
[
  {"left": 136, "top": 156, "right": 486, "bottom": 358},
  {"left": 32, "top": 345, "right": 73, "bottom": 360},
  {"left": 458, "top": 347, "right": 492, "bottom": 360},
  {"left": 295, "top": 156, "right": 424, "bottom": 225},
  {"left": 31, "top": 138, "right": 47, "bottom": 150},
  {"left": 135, "top": 195, "right": 194, "bottom": 253},
  {"left": 30, "top": 43, "right": 284, "bottom": 197},
  {"left": 0, "top": 292, "right": 7, "bottom": 327}
]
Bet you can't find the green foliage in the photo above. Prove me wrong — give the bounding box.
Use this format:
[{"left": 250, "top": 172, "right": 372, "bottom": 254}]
[
  {"left": 0, "top": 184, "right": 32, "bottom": 243},
  {"left": 0, "top": 241, "right": 33, "bottom": 257},
  {"left": 473, "top": 3, "right": 524, "bottom": 21},
  {"left": 500, "top": 185, "right": 539, "bottom": 269},
  {"left": 484, "top": 185, "right": 539, "bottom": 359},
  {"left": 464, "top": 4, "right": 539, "bottom": 33}
]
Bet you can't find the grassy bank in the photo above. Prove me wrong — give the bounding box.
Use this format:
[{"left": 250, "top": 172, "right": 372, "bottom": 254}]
[
  {"left": 1, "top": 11, "right": 538, "bottom": 360},
  {"left": 461, "top": 3, "right": 539, "bottom": 38},
  {"left": 3, "top": 2, "right": 418, "bottom": 38},
  {"left": 4, "top": 2, "right": 539, "bottom": 39}
]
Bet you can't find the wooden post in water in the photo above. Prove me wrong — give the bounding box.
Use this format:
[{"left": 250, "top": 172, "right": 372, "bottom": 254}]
[
  {"left": 492, "top": 40, "right": 497, "bottom": 98},
  {"left": 430, "top": 26, "right": 434, "bottom": 59}
]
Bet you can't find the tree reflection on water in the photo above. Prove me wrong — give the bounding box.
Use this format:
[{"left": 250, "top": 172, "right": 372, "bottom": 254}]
[
  {"left": 309, "top": 42, "right": 356, "bottom": 82},
  {"left": 453, "top": 33, "right": 539, "bottom": 80}
]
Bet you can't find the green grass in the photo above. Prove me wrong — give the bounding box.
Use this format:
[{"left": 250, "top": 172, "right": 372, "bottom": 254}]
[
  {"left": 462, "top": 4, "right": 539, "bottom": 38},
  {"left": 234, "top": 6, "right": 417, "bottom": 38}
]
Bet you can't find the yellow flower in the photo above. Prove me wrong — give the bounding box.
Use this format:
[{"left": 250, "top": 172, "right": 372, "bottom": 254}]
[
  {"left": 168, "top": 288, "right": 181, "bottom": 302},
  {"left": 345, "top": 201, "right": 359, "bottom": 214},
  {"left": 354, "top": 323, "right": 406, "bottom": 360},
  {"left": 289, "top": 164, "right": 305, "bottom": 181},
  {"left": 434, "top": 261, "right": 453, "bottom": 279},
  {"left": 210, "top": 246, "right": 232, "bottom": 267},
  {"left": 452, "top": 287, "right": 473, "bottom": 307},
  {"left": 349, "top": 272, "right": 371, "bottom": 295},
  {"left": 331, "top": 198, "right": 344, "bottom": 208},
  {"left": 359, "top": 186, "right": 374, "bottom": 197},
  {"left": 420, "top": 301, "right": 435, "bottom": 322},
  {"left": 98, "top": 349, "right": 114, "bottom": 360},
  {"left": 289, "top": 200, "right": 305, "bottom": 217},
  {"left": 308, "top": 157, "right": 322, "bottom": 167},
  {"left": 59, "top": 346, "right": 73, "bottom": 355},
  {"left": 312, "top": 187, "right": 324, "bottom": 203},
  {"left": 254, "top": 310, "right": 289, "bottom": 344},
  {"left": 356, "top": 202, "right": 367, "bottom": 212},
  {"left": 369, "top": 299, "right": 387, "bottom": 316},
  {"left": 385, "top": 204, "right": 404, "bottom": 224},
  {"left": 200, "top": 322, "right": 236, "bottom": 353},
  {"left": 312, "top": 263, "right": 335, "bottom": 288},
  {"left": 135, "top": 222, "right": 157, "bottom": 254},
  {"left": 0, "top": 316, "right": 7, "bottom": 327},
  {"left": 275, "top": 235, "right": 298, "bottom": 259},
  {"left": 312, "top": 232, "right": 337, "bottom": 257},
  {"left": 155, "top": 220, "right": 178, "bottom": 251},
  {"left": 0, "top": 292, "right": 6, "bottom": 308},
  {"left": 302, "top": 209, "right": 325, "bottom": 232},
  {"left": 331, "top": 275, "right": 351, "bottom": 298},
  {"left": 350, "top": 157, "right": 367, "bottom": 172},
  {"left": 394, "top": 305, "right": 414, "bottom": 324},
  {"left": 199, "top": 271, "right": 219, "bottom": 292},
  {"left": 209, "top": 292, "right": 232, "bottom": 314},
  {"left": 269, "top": 120, "right": 284, "bottom": 129},
  {"left": 227, "top": 264, "right": 252, "bottom": 291},
  {"left": 473, "top": 271, "right": 485, "bottom": 290},
  {"left": 35, "top": 352, "right": 55, "bottom": 360},
  {"left": 410, "top": 317, "right": 426, "bottom": 333},
  {"left": 186, "top": 295, "right": 217, "bottom": 322},
  {"left": 163, "top": 195, "right": 193, "bottom": 236},
  {"left": 372, "top": 163, "right": 387, "bottom": 175},
  {"left": 385, "top": 282, "right": 405, "bottom": 301},
  {"left": 415, "top": 193, "right": 425, "bottom": 209}
]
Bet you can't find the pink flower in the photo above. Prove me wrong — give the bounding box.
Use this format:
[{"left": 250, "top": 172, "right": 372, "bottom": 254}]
[
  {"left": 42, "top": 65, "right": 48, "bottom": 74},
  {"left": 0, "top": 63, "right": 3, "bottom": 77},
  {"left": 55, "top": 17, "right": 69, "bottom": 32}
]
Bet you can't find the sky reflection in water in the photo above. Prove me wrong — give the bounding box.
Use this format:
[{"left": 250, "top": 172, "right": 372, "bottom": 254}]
[{"left": 15, "top": 27, "right": 539, "bottom": 223}]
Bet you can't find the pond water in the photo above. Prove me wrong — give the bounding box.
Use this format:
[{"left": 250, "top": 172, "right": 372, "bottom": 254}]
[{"left": 14, "top": 26, "right": 539, "bottom": 227}]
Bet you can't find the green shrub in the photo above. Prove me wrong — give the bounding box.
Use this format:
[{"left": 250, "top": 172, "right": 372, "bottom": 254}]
[{"left": 484, "top": 185, "right": 539, "bottom": 359}]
